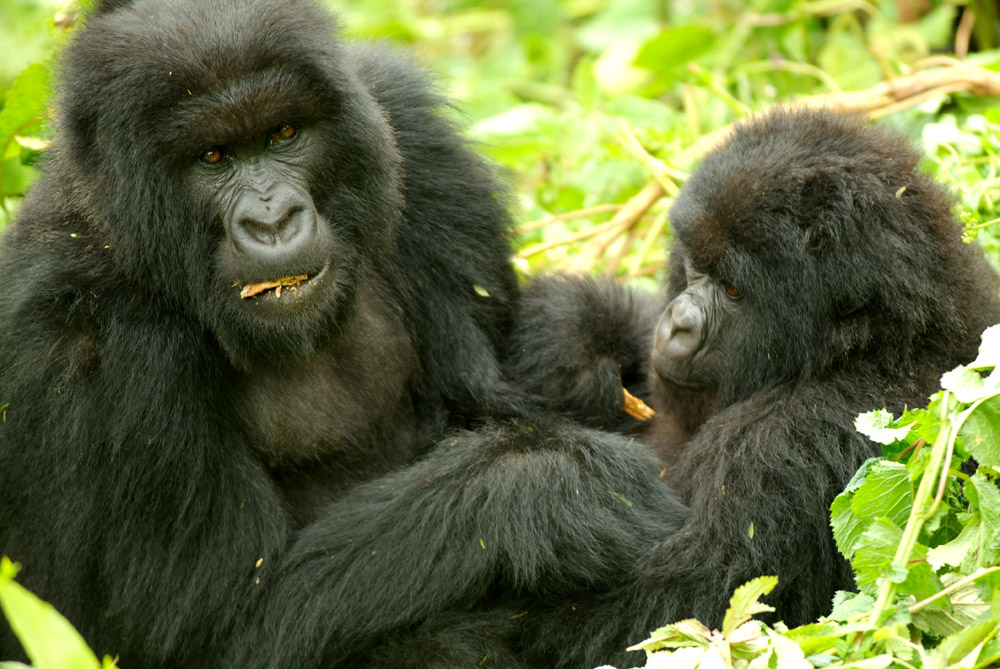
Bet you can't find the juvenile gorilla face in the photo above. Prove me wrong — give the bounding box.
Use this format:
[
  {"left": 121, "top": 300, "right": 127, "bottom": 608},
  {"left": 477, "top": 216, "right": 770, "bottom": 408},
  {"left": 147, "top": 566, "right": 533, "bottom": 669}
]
[
  {"left": 651, "top": 259, "right": 743, "bottom": 389},
  {"left": 187, "top": 121, "right": 337, "bottom": 317}
]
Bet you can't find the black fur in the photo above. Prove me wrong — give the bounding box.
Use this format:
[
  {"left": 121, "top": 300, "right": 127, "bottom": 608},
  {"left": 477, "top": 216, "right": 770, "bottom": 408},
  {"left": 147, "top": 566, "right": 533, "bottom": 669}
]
[
  {"left": 0, "top": 0, "right": 688, "bottom": 666},
  {"left": 507, "top": 107, "right": 1000, "bottom": 667}
]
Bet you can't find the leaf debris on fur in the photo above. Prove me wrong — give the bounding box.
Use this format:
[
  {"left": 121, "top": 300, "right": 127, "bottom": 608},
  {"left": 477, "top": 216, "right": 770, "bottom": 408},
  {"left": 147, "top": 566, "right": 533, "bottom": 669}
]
[
  {"left": 240, "top": 274, "right": 309, "bottom": 299},
  {"left": 624, "top": 387, "right": 655, "bottom": 421}
]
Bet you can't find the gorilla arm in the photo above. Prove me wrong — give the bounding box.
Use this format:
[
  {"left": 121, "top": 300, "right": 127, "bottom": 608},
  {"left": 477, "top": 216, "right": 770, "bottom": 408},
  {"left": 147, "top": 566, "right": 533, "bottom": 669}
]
[
  {"left": 513, "top": 383, "right": 874, "bottom": 669},
  {"left": 249, "top": 418, "right": 688, "bottom": 666}
]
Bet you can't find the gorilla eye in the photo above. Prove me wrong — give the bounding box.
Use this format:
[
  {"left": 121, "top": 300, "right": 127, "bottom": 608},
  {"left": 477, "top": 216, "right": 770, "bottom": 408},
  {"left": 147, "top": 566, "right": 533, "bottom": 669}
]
[
  {"left": 724, "top": 283, "right": 741, "bottom": 299},
  {"left": 271, "top": 122, "right": 297, "bottom": 145},
  {"left": 200, "top": 146, "right": 227, "bottom": 164}
]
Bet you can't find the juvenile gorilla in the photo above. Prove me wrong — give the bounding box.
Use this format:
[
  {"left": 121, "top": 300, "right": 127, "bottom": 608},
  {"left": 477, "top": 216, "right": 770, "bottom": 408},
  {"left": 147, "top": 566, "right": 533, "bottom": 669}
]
[
  {"left": 508, "top": 107, "right": 1000, "bottom": 667},
  {"left": 0, "top": 0, "right": 687, "bottom": 666}
]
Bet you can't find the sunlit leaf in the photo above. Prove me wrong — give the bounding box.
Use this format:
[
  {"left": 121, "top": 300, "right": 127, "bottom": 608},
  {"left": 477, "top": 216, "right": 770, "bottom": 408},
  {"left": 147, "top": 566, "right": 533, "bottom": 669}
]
[
  {"left": 855, "top": 409, "right": 910, "bottom": 445},
  {"left": 0, "top": 557, "right": 101, "bottom": 669}
]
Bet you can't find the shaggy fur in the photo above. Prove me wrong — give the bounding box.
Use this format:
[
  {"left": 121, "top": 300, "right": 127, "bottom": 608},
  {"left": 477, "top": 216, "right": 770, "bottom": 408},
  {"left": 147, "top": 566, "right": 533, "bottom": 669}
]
[
  {"left": 506, "top": 107, "right": 1000, "bottom": 667},
  {"left": 0, "top": 1, "right": 687, "bottom": 666}
]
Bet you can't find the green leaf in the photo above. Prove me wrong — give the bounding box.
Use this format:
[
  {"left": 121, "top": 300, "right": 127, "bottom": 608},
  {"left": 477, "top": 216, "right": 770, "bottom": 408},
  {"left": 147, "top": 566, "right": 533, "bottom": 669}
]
[
  {"left": 963, "top": 472, "right": 1000, "bottom": 567},
  {"left": 937, "top": 620, "right": 999, "bottom": 666},
  {"left": 970, "top": 324, "right": 1000, "bottom": 368},
  {"left": 721, "top": 576, "right": 777, "bottom": 636},
  {"left": 831, "top": 490, "right": 866, "bottom": 560},
  {"left": 831, "top": 460, "right": 911, "bottom": 560},
  {"left": 960, "top": 395, "right": 1000, "bottom": 468},
  {"left": 0, "top": 557, "right": 101, "bottom": 669},
  {"left": 912, "top": 572, "right": 988, "bottom": 637},
  {"left": 851, "top": 461, "right": 912, "bottom": 528},
  {"left": 627, "top": 618, "right": 712, "bottom": 653},
  {"left": 827, "top": 591, "right": 876, "bottom": 621},
  {"left": 926, "top": 519, "right": 978, "bottom": 570},
  {"left": 852, "top": 519, "right": 906, "bottom": 594},
  {"left": 941, "top": 365, "right": 987, "bottom": 404},
  {"left": 855, "top": 409, "right": 911, "bottom": 445},
  {"left": 633, "top": 25, "right": 715, "bottom": 82},
  {"left": 0, "top": 62, "right": 49, "bottom": 156}
]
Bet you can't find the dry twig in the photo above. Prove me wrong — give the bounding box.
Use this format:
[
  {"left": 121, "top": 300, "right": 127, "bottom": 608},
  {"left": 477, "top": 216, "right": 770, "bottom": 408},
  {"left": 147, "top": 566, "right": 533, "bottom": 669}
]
[{"left": 518, "top": 62, "right": 1000, "bottom": 277}]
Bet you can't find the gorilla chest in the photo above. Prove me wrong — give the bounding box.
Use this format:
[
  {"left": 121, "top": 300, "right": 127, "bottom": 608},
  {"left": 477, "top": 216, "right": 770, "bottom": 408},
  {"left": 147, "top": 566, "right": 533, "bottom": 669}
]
[{"left": 232, "top": 297, "right": 422, "bottom": 492}]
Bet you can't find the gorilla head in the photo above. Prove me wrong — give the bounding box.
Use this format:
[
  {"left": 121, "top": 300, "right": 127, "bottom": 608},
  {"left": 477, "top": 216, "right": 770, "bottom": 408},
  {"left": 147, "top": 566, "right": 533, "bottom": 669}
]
[
  {"left": 57, "top": 0, "right": 403, "bottom": 364},
  {"left": 654, "top": 108, "right": 992, "bottom": 406}
]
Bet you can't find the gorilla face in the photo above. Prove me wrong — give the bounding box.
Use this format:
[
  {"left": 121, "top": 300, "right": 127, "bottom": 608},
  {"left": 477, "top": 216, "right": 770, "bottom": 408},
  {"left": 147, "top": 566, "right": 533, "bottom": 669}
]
[
  {"left": 651, "top": 258, "right": 744, "bottom": 390},
  {"left": 187, "top": 121, "right": 337, "bottom": 318},
  {"left": 57, "top": 0, "right": 405, "bottom": 364}
]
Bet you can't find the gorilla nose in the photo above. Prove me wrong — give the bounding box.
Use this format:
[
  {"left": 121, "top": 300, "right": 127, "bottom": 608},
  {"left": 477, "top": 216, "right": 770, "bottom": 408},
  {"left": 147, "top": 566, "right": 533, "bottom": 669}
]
[
  {"left": 655, "top": 294, "right": 705, "bottom": 361},
  {"left": 231, "top": 188, "right": 318, "bottom": 261}
]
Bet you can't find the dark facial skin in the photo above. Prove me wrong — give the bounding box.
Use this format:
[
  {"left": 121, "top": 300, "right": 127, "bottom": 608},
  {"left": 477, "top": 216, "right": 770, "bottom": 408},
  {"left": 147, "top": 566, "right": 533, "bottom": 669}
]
[
  {"left": 652, "top": 259, "right": 743, "bottom": 390},
  {"left": 188, "top": 121, "right": 337, "bottom": 315}
]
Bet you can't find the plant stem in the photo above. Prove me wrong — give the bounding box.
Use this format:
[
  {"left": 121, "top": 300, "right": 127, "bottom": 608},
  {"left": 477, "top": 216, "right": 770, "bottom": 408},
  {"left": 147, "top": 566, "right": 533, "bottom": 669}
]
[{"left": 868, "top": 392, "right": 954, "bottom": 625}]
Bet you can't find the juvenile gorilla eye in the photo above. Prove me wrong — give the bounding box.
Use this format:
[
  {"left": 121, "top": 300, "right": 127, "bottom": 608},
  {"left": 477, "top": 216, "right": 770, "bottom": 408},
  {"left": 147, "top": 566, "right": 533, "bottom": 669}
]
[
  {"left": 200, "top": 146, "right": 227, "bottom": 164},
  {"left": 724, "top": 283, "right": 741, "bottom": 299},
  {"left": 271, "top": 122, "right": 297, "bottom": 144}
]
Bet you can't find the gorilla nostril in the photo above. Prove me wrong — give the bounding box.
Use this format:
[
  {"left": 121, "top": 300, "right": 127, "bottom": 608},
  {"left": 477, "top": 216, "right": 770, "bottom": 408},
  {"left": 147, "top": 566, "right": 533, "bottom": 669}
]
[{"left": 231, "top": 194, "right": 318, "bottom": 259}]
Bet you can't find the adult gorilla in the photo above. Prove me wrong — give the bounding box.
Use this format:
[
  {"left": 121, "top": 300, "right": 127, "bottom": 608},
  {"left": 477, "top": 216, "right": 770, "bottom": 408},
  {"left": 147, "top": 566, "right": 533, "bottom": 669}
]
[
  {"left": 507, "top": 107, "right": 1000, "bottom": 667},
  {"left": 0, "top": 0, "right": 687, "bottom": 666}
]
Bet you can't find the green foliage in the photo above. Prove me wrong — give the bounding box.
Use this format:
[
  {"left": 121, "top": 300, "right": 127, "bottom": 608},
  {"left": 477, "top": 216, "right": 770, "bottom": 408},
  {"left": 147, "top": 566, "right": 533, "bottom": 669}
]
[
  {"left": 0, "top": 557, "right": 117, "bottom": 669},
  {"left": 0, "top": 60, "right": 49, "bottom": 220}
]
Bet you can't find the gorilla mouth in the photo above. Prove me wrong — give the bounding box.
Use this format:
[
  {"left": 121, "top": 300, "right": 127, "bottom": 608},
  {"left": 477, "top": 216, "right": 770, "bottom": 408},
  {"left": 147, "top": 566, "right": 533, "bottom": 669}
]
[
  {"left": 238, "top": 262, "right": 330, "bottom": 301},
  {"left": 241, "top": 274, "right": 308, "bottom": 299}
]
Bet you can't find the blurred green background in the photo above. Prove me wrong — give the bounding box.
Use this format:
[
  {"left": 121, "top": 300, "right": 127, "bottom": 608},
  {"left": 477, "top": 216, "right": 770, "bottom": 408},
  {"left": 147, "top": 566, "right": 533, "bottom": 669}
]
[{"left": 2, "top": 0, "right": 1000, "bottom": 285}]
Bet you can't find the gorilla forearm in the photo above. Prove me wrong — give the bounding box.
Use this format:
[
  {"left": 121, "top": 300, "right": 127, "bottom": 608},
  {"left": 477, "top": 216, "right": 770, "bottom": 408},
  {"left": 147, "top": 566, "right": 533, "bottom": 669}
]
[{"left": 250, "top": 420, "right": 687, "bottom": 665}]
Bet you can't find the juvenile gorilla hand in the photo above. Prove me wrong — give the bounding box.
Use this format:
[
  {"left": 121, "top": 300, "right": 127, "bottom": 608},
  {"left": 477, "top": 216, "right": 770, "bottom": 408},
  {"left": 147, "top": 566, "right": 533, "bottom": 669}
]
[{"left": 506, "top": 275, "right": 663, "bottom": 430}]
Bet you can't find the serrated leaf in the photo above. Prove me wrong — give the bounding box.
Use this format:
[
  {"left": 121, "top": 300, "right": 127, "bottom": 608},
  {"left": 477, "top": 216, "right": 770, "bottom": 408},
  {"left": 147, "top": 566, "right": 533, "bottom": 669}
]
[
  {"left": 851, "top": 461, "right": 912, "bottom": 527},
  {"left": 963, "top": 473, "right": 1000, "bottom": 567},
  {"left": 627, "top": 618, "right": 712, "bottom": 654},
  {"left": 941, "top": 366, "right": 987, "bottom": 403},
  {"left": 827, "top": 591, "right": 876, "bottom": 621},
  {"left": 911, "top": 568, "right": 987, "bottom": 636},
  {"left": 721, "top": 576, "right": 777, "bottom": 636},
  {"left": 831, "top": 490, "right": 866, "bottom": 560},
  {"left": 960, "top": 395, "right": 1000, "bottom": 468},
  {"left": 855, "top": 409, "right": 910, "bottom": 445},
  {"left": 927, "top": 519, "right": 978, "bottom": 570},
  {"left": 831, "top": 460, "right": 911, "bottom": 560},
  {"left": 852, "top": 519, "right": 904, "bottom": 594},
  {"left": 842, "top": 457, "right": 881, "bottom": 495},
  {"left": 938, "top": 620, "right": 998, "bottom": 665}
]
